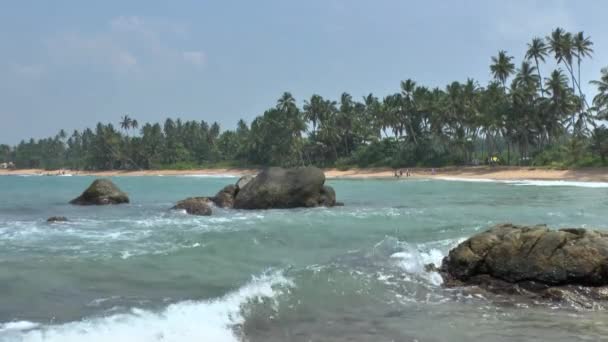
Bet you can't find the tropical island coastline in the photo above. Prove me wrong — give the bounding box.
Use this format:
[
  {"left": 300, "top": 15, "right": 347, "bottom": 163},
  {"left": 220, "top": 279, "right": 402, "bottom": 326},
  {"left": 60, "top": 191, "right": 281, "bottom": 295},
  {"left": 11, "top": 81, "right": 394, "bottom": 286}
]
[{"left": 2, "top": 166, "right": 608, "bottom": 182}]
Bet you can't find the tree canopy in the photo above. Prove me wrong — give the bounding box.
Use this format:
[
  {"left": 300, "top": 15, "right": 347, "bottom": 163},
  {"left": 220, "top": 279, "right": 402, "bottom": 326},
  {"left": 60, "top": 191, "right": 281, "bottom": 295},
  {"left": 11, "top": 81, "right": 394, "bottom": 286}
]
[{"left": 4, "top": 28, "right": 608, "bottom": 170}]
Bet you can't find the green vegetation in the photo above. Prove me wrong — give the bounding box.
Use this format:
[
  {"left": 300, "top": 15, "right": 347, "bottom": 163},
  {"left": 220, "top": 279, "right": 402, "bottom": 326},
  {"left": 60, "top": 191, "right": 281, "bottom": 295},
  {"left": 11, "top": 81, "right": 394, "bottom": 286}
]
[{"left": 3, "top": 28, "right": 608, "bottom": 170}]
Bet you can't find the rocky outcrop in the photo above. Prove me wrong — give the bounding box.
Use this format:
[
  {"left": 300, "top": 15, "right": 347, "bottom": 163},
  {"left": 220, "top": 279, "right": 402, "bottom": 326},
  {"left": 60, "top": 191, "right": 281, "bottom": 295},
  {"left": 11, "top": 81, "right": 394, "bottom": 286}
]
[
  {"left": 212, "top": 185, "right": 237, "bottom": 208},
  {"left": 441, "top": 223, "right": 608, "bottom": 286},
  {"left": 233, "top": 167, "right": 337, "bottom": 209},
  {"left": 236, "top": 175, "right": 255, "bottom": 191},
  {"left": 173, "top": 167, "right": 339, "bottom": 215},
  {"left": 172, "top": 197, "right": 213, "bottom": 216},
  {"left": 47, "top": 216, "right": 68, "bottom": 223},
  {"left": 318, "top": 185, "right": 337, "bottom": 207},
  {"left": 439, "top": 223, "right": 608, "bottom": 305},
  {"left": 70, "top": 179, "right": 129, "bottom": 205}
]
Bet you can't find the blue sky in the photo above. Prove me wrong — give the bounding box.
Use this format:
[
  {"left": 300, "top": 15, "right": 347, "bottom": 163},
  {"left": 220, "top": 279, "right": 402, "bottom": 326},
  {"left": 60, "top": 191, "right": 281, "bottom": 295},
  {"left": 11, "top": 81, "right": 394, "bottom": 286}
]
[{"left": 1, "top": 0, "right": 607, "bottom": 144}]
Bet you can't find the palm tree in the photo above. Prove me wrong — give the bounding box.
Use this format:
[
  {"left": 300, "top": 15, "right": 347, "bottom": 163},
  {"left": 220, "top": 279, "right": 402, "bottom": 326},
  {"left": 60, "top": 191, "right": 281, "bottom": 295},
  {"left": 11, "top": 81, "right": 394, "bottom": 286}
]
[
  {"left": 303, "top": 94, "right": 324, "bottom": 134},
  {"left": 130, "top": 119, "right": 139, "bottom": 133},
  {"left": 490, "top": 50, "right": 515, "bottom": 90},
  {"left": 120, "top": 115, "right": 132, "bottom": 134},
  {"left": 277, "top": 92, "right": 297, "bottom": 113},
  {"left": 513, "top": 61, "right": 539, "bottom": 90},
  {"left": 547, "top": 28, "right": 576, "bottom": 91},
  {"left": 525, "top": 37, "right": 549, "bottom": 96},
  {"left": 591, "top": 67, "right": 608, "bottom": 119},
  {"left": 573, "top": 31, "right": 594, "bottom": 98}
]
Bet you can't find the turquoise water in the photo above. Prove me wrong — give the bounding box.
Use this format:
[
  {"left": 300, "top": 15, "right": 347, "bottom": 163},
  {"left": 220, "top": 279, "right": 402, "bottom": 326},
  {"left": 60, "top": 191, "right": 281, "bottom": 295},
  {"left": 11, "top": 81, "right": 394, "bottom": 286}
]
[{"left": 1, "top": 175, "right": 608, "bottom": 341}]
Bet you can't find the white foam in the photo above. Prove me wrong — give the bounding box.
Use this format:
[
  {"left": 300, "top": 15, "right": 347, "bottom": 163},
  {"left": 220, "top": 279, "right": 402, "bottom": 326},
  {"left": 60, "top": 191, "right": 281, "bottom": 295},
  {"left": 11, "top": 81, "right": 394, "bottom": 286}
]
[
  {"left": 391, "top": 247, "right": 445, "bottom": 286},
  {"left": 436, "top": 177, "right": 608, "bottom": 188},
  {"left": 0, "top": 321, "right": 40, "bottom": 333},
  {"left": 0, "top": 271, "right": 293, "bottom": 342}
]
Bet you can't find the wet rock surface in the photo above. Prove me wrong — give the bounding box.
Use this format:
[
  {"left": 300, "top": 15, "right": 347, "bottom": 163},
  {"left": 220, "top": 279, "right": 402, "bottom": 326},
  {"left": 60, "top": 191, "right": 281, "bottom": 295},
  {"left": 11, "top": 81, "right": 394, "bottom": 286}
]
[
  {"left": 70, "top": 179, "right": 129, "bottom": 205},
  {"left": 438, "top": 223, "right": 608, "bottom": 307}
]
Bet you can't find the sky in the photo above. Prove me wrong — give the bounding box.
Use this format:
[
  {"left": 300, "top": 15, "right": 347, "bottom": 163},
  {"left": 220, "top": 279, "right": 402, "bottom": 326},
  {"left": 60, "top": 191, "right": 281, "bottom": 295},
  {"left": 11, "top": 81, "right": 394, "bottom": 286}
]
[{"left": 1, "top": 0, "right": 607, "bottom": 144}]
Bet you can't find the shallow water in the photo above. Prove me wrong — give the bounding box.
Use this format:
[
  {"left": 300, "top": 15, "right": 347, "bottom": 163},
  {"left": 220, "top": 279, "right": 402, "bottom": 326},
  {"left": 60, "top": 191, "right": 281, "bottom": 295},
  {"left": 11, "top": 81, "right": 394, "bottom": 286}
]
[{"left": 1, "top": 175, "right": 607, "bottom": 341}]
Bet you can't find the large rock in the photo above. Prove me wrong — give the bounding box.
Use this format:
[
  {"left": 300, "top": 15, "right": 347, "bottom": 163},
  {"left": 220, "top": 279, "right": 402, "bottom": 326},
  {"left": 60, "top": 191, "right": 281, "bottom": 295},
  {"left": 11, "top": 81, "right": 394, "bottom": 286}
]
[
  {"left": 236, "top": 175, "right": 255, "bottom": 190},
  {"left": 172, "top": 197, "right": 212, "bottom": 216},
  {"left": 233, "top": 167, "right": 337, "bottom": 209},
  {"left": 70, "top": 179, "right": 129, "bottom": 205},
  {"left": 212, "top": 185, "right": 237, "bottom": 208},
  {"left": 440, "top": 223, "right": 608, "bottom": 288}
]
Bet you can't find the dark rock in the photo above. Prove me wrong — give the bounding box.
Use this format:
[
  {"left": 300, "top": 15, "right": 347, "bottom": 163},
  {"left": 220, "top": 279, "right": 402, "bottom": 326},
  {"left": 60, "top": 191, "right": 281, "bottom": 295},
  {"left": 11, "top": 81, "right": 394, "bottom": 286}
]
[
  {"left": 212, "top": 184, "right": 237, "bottom": 208},
  {"left": 441, "top": 224, "right": 608, "bottom": 293},
  {"left": 70, "top": 178, "right": 129, "bottom": 205},
  {"left": 172, "top": 197, "right": 213, "bottom": 216},
  {"left": 424, "top": 263, "right": 438, "bottom": 273},
  {"left": 233, "top": 167, "right": 338, "bottom": 209},
  {"left": 318, "top": 185, "right": 336, "bottom": 207},
  {"left": 47, "top": 216, "right": 68, "bottom": 223}
]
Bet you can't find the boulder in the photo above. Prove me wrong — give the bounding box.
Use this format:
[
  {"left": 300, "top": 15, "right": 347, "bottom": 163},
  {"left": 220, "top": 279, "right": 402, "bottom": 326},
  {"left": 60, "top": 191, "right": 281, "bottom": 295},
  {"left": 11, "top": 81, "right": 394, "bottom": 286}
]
[
  {"left": 318, "top": 185, "right": 336, "bottom": 207},
  {"left": 70, "top": 179, "right": 129, "bottom": 205},
  {"left": 236, "top": 175, "right": 255, "bottom": 191},
  {"left": 47, "top": 216, "right": 68, "bottom": 223},
  {"left": 212, "top": 184, "right": 237, "bottom": 208},
  {"left": 440, "top": 223, "right": 608, "bottom": 288},
  {"left": 233, "top": 167, "right": 337, "bottom": 209},
  {"left": 172, "top": 197, "right": 213, "bottom": 216}
]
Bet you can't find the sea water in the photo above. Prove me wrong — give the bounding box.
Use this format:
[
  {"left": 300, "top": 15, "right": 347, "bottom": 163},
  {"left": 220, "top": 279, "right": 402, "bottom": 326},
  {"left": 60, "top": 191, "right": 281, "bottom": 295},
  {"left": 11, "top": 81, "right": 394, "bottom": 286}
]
[{"left": 1, "top": 175, "right": 607, "bottom": 341}]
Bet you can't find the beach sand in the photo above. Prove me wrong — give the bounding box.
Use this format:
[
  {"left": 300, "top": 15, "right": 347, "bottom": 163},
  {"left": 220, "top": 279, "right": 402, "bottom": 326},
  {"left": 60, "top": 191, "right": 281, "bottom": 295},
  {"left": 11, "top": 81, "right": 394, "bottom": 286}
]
[{"left": 1, "top": 166, "right": 608, "bottom": 182}]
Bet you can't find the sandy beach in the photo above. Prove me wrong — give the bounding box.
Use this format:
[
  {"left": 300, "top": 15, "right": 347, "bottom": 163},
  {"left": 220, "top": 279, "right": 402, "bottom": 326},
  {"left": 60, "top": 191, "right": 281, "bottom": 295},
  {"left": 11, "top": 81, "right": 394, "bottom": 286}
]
[{"left": 1, "top": 166, "right": 608, "bottom": 182}]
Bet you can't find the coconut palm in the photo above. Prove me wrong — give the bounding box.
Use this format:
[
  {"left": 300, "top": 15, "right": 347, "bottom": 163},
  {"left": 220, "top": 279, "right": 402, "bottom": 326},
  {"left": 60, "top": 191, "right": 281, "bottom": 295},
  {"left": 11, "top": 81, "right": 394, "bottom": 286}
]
[
  {"left": 525, "top": 37, "right": 549, "bottom": 96},
  {"left": 130, "top": 119, "right": 139, "bottom": 132},
  {"left": 591, "top": 68, "right": 608, "bottom": 119},
  {"left": 277, "top": 92, "right": 297, "bottom": 113},
  {"left": 490, "top": 50, "right": 515, "bottom": 90},
  {"left": 303, "top": 94, "right": 324, "bottom": 134},
  {"left": 573, "top": 31, "right": 594, "bottom": 97},
  {"left": 120, "top": 115, "right": 132, "bottom": 133},
  {"left": 513, "top": 61, "right": 539, "bottom": 90},
  {"left": 547, "top": 28, "right": 576, "bottom": 90}
]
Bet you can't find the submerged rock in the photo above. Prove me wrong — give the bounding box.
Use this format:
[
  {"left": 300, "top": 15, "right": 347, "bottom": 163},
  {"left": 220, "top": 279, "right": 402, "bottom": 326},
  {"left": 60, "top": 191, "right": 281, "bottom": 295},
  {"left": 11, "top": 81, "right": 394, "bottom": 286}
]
[
  {"left": 70, "top": 179, "right": 129, "bottom": 205},
  {"left": 47, "top": 216, "right": 68, "bottom": 223},
  {"left": 172, "top": 197, "right": 213, "bottom": 216},
  {"left": 233, "top": 167, "right": 338, "bottom": 209},
  {"left": 439, "top": 223, "right": 608, "bottom": 305}
]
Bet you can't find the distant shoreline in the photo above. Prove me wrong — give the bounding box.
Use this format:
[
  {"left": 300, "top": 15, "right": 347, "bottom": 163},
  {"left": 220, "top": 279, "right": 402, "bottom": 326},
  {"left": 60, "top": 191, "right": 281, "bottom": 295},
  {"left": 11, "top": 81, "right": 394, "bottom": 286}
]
[{"left": 2, "top": 166, "right": 608, "bottom": 182}]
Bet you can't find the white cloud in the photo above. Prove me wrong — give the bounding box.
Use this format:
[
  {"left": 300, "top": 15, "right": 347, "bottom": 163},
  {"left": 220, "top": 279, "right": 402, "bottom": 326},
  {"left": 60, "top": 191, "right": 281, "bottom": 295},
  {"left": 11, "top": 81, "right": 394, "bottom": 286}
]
[{"left": 182, "top": 51, "right": 206, "bottom": 67}]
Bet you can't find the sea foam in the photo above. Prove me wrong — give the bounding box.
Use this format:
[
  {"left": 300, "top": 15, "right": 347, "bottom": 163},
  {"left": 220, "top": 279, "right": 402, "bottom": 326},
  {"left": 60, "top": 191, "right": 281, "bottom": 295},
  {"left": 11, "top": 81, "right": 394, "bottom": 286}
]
[
  {"left": 0, "top": 271, "right": 292, "bottom": 342},
  {"left": 437, "top": 177, "right": 608, "bottom": 188}
]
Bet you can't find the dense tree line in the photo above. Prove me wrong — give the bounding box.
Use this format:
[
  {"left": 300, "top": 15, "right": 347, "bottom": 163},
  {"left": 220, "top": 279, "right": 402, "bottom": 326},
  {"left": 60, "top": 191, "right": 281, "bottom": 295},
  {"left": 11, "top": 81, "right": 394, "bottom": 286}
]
[{"left": 3, "top": 28, "right": 608, "bottom": 170}]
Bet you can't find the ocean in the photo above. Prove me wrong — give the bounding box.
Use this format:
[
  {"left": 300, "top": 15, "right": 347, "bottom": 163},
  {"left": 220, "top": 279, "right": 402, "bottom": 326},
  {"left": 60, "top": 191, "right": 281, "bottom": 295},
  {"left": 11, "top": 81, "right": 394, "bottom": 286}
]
[{"left": 0, "top": 175, "right": 607, "bottom": 341}]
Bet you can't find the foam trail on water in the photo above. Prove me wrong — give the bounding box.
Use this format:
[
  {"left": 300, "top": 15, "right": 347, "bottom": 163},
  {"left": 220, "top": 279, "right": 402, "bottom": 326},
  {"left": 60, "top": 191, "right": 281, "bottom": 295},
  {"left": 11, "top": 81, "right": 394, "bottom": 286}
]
[
  {"left": 437, "top": 177, "right": 608, "bottom": 188},
  {"left": 0, "top": 271, "right": 292, "bottom": 342}
]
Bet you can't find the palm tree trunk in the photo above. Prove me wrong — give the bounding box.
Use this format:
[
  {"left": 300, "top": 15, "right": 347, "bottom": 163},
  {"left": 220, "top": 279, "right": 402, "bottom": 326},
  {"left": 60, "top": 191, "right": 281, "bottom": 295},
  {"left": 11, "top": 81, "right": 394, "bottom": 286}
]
[{"left": 534, "top": 56, "right": 544, "bottom": 97}]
